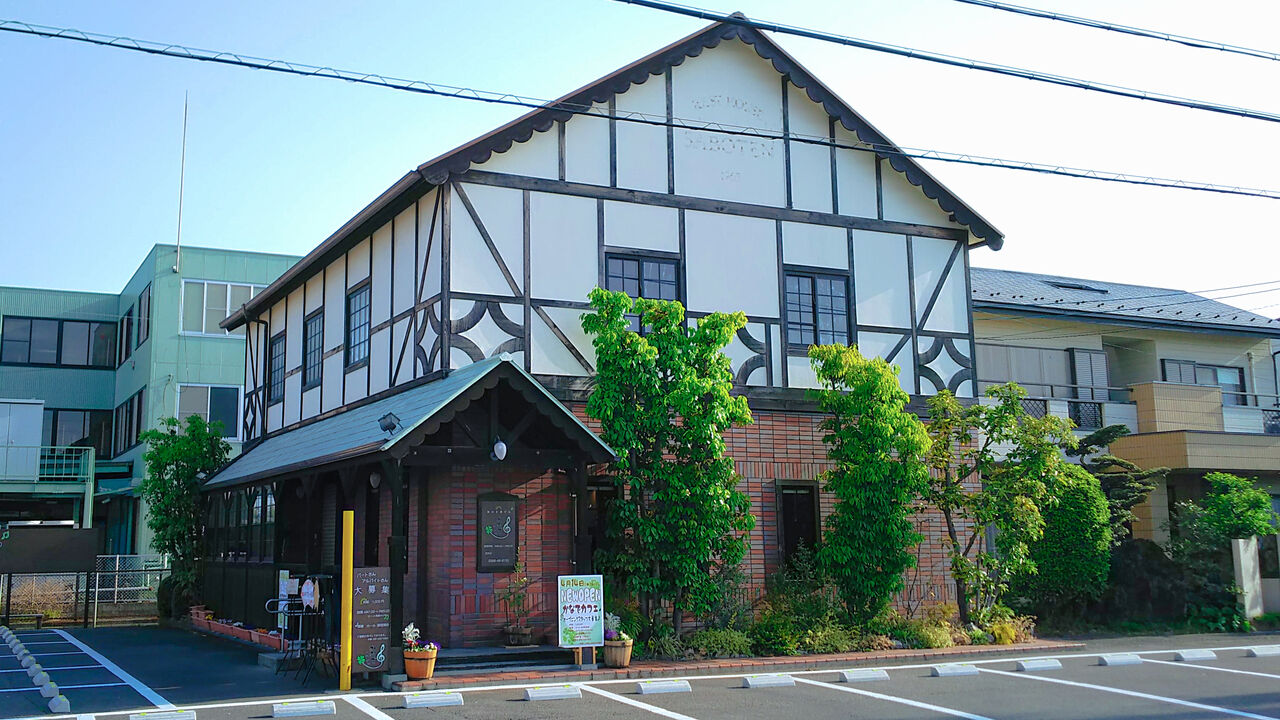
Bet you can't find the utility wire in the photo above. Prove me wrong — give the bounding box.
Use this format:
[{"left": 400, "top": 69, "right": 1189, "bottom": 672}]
[
  {"left": 4, "top": 19, "right": 1280, "bottom": 203},
  {"left": 979, "top": 276, "right": 1280, "bottom": 309},
  {"left": 608, "top": 0, "right": 1280, "bottom": 126},
  {"left": 951, "top": 0, "right": 1280, "bottom": 63}
]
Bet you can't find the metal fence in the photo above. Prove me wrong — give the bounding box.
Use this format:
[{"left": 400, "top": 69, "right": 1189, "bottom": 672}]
[{"left": 0, "top": 554, "right": 171, "bottom": 627}]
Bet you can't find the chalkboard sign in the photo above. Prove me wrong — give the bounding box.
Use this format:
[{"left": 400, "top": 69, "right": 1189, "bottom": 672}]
[
  {"left": 477, "top": 492, "right": 518, "bottom": 572},
  {"left": 352, "top": 566, "right": 391, "bottom": 672}
]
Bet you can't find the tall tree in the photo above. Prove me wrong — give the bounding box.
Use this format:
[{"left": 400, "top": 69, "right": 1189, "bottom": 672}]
[
  {"left": 809, "top": 344, "right": 931, "bottom": 624},
  {"left": 1065, "top": 424, "right": 1168, "bottom": 543},
  {"left": 582, "top": 288, "right": 755, "bottom": 632},
  {"left": 923, "top": 383, "right": 1075, "bottom": 625},
  {"left": 138, "top": 415, "right": 230, "bottom": 598}
]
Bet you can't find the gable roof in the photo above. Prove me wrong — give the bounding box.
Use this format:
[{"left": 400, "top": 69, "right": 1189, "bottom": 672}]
[
  {"left": 204, "top": 355, "right": 616, "bottom": 489},
  {"left": 225, "top": 15, "right": 1001, "bottom": 331},
  {"left": 972, "top": 267, "right": 1280, "bottom": 338}
]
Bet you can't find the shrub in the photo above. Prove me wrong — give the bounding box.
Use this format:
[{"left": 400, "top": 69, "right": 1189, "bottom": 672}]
[
  {"left": 800, "top": 622, "right": 859, "bottom": 654},
  {"left": 856, "top": 633, "right": 895, "bottom": 652},
  {"left": 1019, "top": 465, "right": 1112, "bottom": 619},
  {"left": 866, "top": 607, "right": 907, "bottom": 637},
  {"left": 766, "top": 545, "right": 843, "bottom": 626},
  {"left": 990, "top": 621, "right": 1015, "bottom": 645},
  {"left": 701, "top": 564, "right": 755, "bottom": 631},
  {"left": 646, "top": 626, "right": 686, "bottom": 660},
  {"left": 967, "top": 628, "right": 992, "bottom": 645},
  {"left": 686, "top": 628, "right": 752, "bottom": 658},
  {"left": 892, "top": 619, "right": 952, "bottom": 649},
  {"left": 1009, "top": 615, "right": 1036, "bottom": 643},
  {"left": 749, "top": 608, "right": 799, "bottom": 656}
]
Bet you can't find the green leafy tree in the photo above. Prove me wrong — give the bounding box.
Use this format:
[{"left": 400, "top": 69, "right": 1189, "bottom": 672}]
[
  {"left": 923, "top": 383, "right": 1075, "bottom": 625},
  {"left": 582, "top": 288, "right": 755, "bottom": 633},
  {"left": 809, "top": 344, "right": 930, "bottom": 624},
  {"left": 1065, "top": 424, "right": 1168, "bottom": 543},
  {"left": 1020, "top": 464, "right": 1112, "bottom": 619},
  {"left": 138, "top": 415, "right": 230, "bottom": 598}
]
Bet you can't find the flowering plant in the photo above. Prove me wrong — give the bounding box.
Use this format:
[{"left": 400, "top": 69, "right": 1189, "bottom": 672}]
[
  {"left": 603, "top": 612, "right": 631, "bottom": 642},
  {"left": 402, "top": 622, "right": 439, "bottom": 653}
]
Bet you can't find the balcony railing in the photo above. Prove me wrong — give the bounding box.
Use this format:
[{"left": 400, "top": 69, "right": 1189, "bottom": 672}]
[{"left": 0, "top": 445, "right": 96, "bottom": 487}]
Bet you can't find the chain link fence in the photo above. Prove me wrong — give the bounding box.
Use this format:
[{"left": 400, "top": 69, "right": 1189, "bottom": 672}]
[{"left": 0, "top": 554, "right": 170, "bottom": 627}]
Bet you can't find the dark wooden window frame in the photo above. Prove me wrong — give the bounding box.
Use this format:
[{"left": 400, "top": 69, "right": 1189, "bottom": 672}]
[
  {"left": 345, "top": 281, "right": 372, "bottom": 370},
  {"left": 267, "top": 332, "right": 287, "bottom": 406},
  {"left": 783, "top": 268, "right": 850, "bottom": 354},
  {"left": 775, "top": 479, "right": 821, "bottom": 563},
  {"left": 302, "top": 309, "right": 324, "bottom": 390}
]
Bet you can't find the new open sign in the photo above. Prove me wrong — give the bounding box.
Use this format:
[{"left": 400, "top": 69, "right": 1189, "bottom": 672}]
[{"left": 557, "top": 574, "right": 603, "bottom": 648}]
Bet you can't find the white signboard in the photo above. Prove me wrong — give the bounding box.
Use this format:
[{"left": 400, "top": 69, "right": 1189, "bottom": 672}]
[{"left": 557, "top": 574, "right": 603, "bottom": 648}]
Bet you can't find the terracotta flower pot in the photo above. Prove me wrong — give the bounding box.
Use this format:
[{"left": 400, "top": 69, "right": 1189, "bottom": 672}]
[
  {"left": 603, "top": 638, "right": 633, "bottom": 668},
  {"left": 404, "top": 648, "right": 438, "bottom": 680}
]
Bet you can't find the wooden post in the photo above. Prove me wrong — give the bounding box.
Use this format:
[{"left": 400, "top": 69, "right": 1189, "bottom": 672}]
[
  {"left": 382, "top": 459, "right": 408, "bottom": 675},
  {"left": 339, "top": 510, "right": 354, "bottom": 691}
]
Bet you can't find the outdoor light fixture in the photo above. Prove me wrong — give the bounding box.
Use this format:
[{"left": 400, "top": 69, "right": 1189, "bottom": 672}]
[
  {"left": 378, "top": 412, "right": 401, "bottom": 435},
  {"left": 491, "top": 438, "right": 508, "bottom": 462},
  {"left": 369, "top": 472, "right": 381, "bottom": 490}
]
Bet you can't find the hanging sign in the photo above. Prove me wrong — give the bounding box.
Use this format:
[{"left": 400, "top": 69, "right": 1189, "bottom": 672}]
[
  {"left": 557, "top": 574, "right": 604, "bottom": 648},
  {"left": 477, "top": 492, "right": 518, "bottom": 572},
  {"left": 301, "top": 578, "right": 319, "bottom": 609},
  {"left": 352, "top": 566, "right": 391, "bottom": 671}
]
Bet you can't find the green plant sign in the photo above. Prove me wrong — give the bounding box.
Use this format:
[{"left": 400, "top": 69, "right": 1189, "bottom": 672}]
[{"left": 557, "top": 574, "right": 604, "bottom": 648}]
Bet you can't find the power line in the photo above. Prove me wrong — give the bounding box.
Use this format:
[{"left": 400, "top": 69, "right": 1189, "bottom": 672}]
[
  {"left": 986, "top": 278, "right": 1280, "bottom": 312},
  {"left": 5, "top": 20, "right": 1280, "bottom": 204},
  {"left": 950, "top": 0, "right": 1280, "bottom": 63},
  {"left": 608, "top": 0, "right": 1280, "bottom": 126}
]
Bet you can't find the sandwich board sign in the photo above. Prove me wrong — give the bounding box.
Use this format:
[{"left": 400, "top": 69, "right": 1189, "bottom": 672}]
[{"left": 557, "top": 574, "right": 603, "bottom": 648}]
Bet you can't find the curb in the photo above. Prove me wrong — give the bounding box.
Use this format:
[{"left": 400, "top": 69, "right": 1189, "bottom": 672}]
[{"left": 391, "top": 639, "right": 1084, "bottom": 691}]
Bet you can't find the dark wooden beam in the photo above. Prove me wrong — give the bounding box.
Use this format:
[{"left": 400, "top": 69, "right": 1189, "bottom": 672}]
[
  {"left": 380, "top": 458, "right": 408, "bottom": 675},
  {"left": 402, "top": 447, "right": 577, "bottom": 468}
]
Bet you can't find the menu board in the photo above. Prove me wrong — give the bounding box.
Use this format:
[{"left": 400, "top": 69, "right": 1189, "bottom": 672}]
[
  {"left": 477, "top": 492, "right": 519, "bottom": 572},
  {"left": 352, "top": 566, "right": 391, "bottom": 671}
]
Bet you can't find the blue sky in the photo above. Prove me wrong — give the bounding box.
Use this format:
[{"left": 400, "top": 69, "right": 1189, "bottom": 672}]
[{"left": 2, "top": 0, "right": 1279, "bottom": 313}]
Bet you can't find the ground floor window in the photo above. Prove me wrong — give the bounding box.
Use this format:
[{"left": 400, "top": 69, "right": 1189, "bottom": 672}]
[{"left": 777, "top": 482, "right": 818, "bottom": 561}]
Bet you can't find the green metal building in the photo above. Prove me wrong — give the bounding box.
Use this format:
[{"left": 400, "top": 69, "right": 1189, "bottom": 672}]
[{"left": 0, "top": 244, "right": 298, "bottom": 554}]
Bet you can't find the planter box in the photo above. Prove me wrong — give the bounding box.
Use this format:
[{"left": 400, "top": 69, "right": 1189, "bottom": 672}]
[
  {"left": 191, "top": 617, "right": 210, "bottom": 632},
  {"left": 229, "top": 626, "right": 253, "bottom": 642},
  {"left": 250, "top": 631, "right": 286, "bottom": 651},
  {"left": 208, "top": 621, "right": 233, "bottom": 636}
]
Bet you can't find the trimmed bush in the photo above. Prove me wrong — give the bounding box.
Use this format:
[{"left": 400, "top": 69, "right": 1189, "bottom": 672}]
[
  {"left": 1020, "top": 465, "right": 1112, "bottom": 619},
  {"left": 686, "top": 629, "right": 752, "bottom": 658},
  {"left": 749, "top": 609, "right": 799, "bottom": 656}
]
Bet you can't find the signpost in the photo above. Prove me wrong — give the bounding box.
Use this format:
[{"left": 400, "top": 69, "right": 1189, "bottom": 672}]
[
  {"left": 352, "top": 566, "right": 391, "bottom": 671},
  {"left": 557, "top": 574, "right": 603, "bottom": 655},
  {"left": 477, "top": 492, "right": 518, "bottom": 572}
]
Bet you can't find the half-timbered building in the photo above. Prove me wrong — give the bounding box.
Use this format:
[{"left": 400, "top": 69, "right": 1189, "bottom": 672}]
[{"left": 203, "top": 16, "right": 1002, "bottom": 655}]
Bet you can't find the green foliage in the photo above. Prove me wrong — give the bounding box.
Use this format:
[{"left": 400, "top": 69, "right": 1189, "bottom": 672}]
[
  {"left": 923, "top": 383, "right": 1075, "bottom": 625},
  {"left": 700, "top": 564, "right": 754, "bottom": 631},
  {"left": 809, "top": 344, "right": 930, "bottom": 625},
  {"left": 799, "top": 621, "right": 859, "bottom": 654},
  {"left": 685, "top": 628, "right": 752, "bottom": 658},
  {"left": 582, "top": 288, "right": 755, "bottom": 630},
  {"left": 748, "top": 607, "right": 799, "bottom": 656},
  {"left": 1019, "top": 465, "right": 1112, "bottom": 618},
  {"left": 990, "top": 621, "right": 1015, "bottom": 645},
  {"left": 645, "top": 625, "right": 686, "bottom": 660},
  {"left": 1066, "top": 425, "right": 1167, "bottom": 543},
  {"left": 1192, "top": 472, "right": 1279, "bottom": 541},
  {"left": 138, "top": 415, "right": 231, "bottom": 598},
  {"left": 764, "top": 545, "right": 843, "bottom": 626},
  {"left": 967, "top": 627, "right": 991, "bottom": 645},
  {"left": 1187, "top": 603, "right": 1250, "bottom": 633}
]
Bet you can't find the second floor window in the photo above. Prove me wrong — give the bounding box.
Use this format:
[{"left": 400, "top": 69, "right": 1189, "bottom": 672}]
[
  {"left": 113, "top": 388, "right": 145, "bottom": 456},
  {"left": 178, "top": 385, "right": 240, "bottom": 439},
  {"left": 182, "top": 280, "right": 262, "bottom": 335},
  {"left": 1, "top": 317, "right": 115, "bottom": 368},
  {"left": 268, "top": 333, "right": 286, "bottom": 405},
  {"left": 303, "top": 311, "right": 324, "bottom": 389},
  {"left": 137, "top": 284, "right": 152, "bottom": 346},
  {"left": 117, "top": 307, "right": 134, "bottom": 366},
  {"left": 1162, "top": 359, "right": 1247, "bottom": 405},
  {"left": 785, "top": 272, "right": 848, "bottom": 348},
  {"left": 42, "top": 408, "right": 112, "bottom": 458},
  {"left": 345, "top": 284, "right": 371, "bottom": 367},
  {"left": 605, "top": 254, "right": 679, "bottom": 332}
]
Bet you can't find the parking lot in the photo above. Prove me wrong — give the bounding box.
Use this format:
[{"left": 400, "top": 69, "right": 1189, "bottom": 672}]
[{"left": 4, "top": 629, "right": 1280, "bottom": 720}]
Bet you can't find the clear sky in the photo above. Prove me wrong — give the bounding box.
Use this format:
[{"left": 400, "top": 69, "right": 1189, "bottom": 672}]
[{"left": 2, "top": 0, "right": 1279, "bottom": 313}]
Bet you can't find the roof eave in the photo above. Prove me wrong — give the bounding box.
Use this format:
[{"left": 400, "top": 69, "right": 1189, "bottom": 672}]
[{"left": 974, "top": 302, "right": 1280, "bottom": 339}]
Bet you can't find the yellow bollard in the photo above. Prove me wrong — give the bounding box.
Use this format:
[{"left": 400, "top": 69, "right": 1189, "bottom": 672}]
[{"left": 339, "top": 509, "right": 354, "bottom": 691}]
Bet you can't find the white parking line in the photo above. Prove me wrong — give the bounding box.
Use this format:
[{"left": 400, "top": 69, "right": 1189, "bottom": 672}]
[
  {"left": 50, "top": 629, "right": 173, "bottom": 709},
  {"left": 0, "top": 664, "right": 102, "bottom": 673},
  {"left": 342, "top": 695, "right": 396, "bottom": 720},
  {"left": 0, "top": 651, "right": 86, "bottom": 658},
  {"left": 980, "top": 668, "right": 1280, "bottom": 720},
  {"left": 581, "top": 684, "right": 701, "bottom": 719},
  {"left": 0, "top": 682, "right": 127, "bottom": 693},
  {"left": 794, "top": 677, "right": 995, "bottom": 720},
  {"left": 1143, "top": 658, "right": 1280, "bottom": 680}
]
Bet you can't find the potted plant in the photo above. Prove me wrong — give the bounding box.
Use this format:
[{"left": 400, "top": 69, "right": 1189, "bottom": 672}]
[
  {"left": 402, "top": 623, "right": 439, "bottom": 680},
  {"left": 602, "top": 613, "right": 633, "bottom": 669},
  {"left": 497, "top": 562, "right": 534, "bottom": 646}
]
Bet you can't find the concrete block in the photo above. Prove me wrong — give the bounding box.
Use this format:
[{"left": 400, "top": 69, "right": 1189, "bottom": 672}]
[
  {"left": 1174, "top": 649, "right": 1216, "bottom": 662},
  {"left": 48, "top": 695, "right": 71, "bottom": 713},
  {"left": 40, "top": 681, "right": 59, "bottom": 699},
  {"left": 1247, "top": 645, "right": 1280, "bottom": 657},
  {"left": 272, "top": 700, "right": 335, "bottom": 717},
  {"left": 129, "top": 712, "right": 197, "bottom": 720},
  {"left": 31, "top": 671, "right": 50, "bottom": 686},
  {"left": 742, "top": 674, "right": 795, "bottom": 688},
  {"left": 21, "top": 655, "right": 36, "bottom": 668},
  {"left": 404, "top": 691, "right": 464, "bottom": 708},
  {"left": 381, "top": 673, "right": 407, "bottom": 691},
  {"left": 839, "top": 669, "right": 889, "bottom": 682},
  {"left": 930, "top": 664, "right": 979, "bottom": 677},
  {"left": 523, "top": 685, "right": 581, "bottom": 701},
  {"left": 1097, "top": 653, "right": 1142, "bottom": 666},
  {"left": 636, "top": 679, "right": 692, "bottom": 694},
  {"left": 25, "top": 663, "right": 42, "bottom": 678},
  {"left": 1016, "top": 659, "right": 1062, "bottom": 672}
]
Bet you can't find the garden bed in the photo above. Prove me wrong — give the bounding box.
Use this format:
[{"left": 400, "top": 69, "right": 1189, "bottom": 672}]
[{"left": 187, "top": 606, "right": 286, "bottom": 651}]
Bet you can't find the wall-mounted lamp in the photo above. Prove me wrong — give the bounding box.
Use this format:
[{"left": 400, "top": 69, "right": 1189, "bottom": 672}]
[
  {"left": 378, "top": 412, "right": 401, "bottom": 435},
  {"left": 369, "top": 472, "right": 381, "bottom": 490},
  {"left": 491, "top": 438, "right": 508, "bottom": 462}
]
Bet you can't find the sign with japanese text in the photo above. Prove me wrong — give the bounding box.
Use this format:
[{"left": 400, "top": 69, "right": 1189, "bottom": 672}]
[
  {"left": 352, "top": 566, "right": 391, "bottom": 671},
  {"left": 557, "top": 574, "right": 603, "bottom": 648},
  {"left": 477, "top": 492, "right": 518, "bottom": 572}
]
